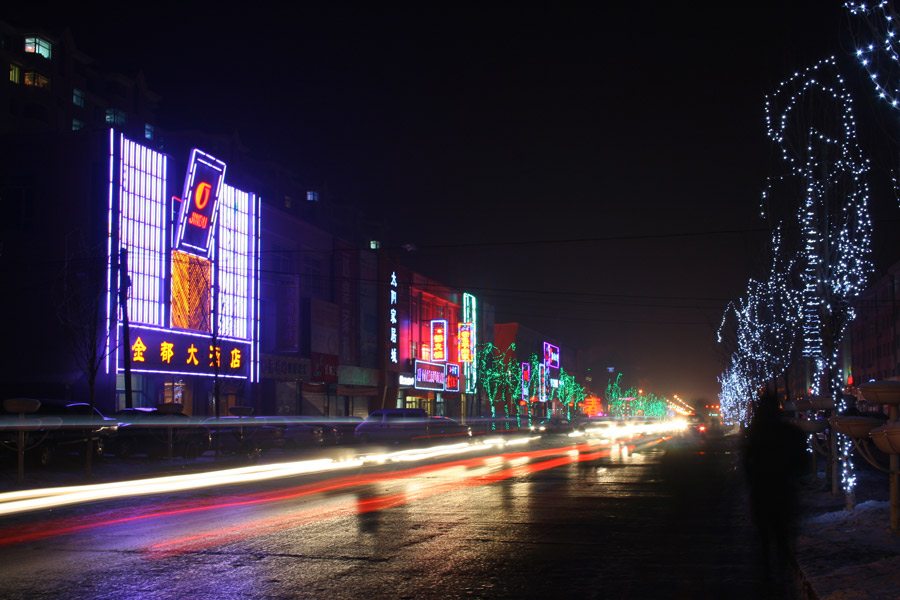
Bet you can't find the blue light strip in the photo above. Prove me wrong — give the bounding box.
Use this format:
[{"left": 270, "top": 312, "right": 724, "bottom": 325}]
[{"left": 105, "top": 129, "right": 116, "bottom": 374}]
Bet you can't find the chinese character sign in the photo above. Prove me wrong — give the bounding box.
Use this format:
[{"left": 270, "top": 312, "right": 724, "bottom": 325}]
[
  {"left": 445, "top": 363, "right": 460, "bottom": 392},
  {"left": 431, "top": 319, "right": 447, "bottom": 362},
  {"left": 388, "top": 271, "right": 399, "bottom": 364},
  {"left": 458, "top": 323, "right": 473, "bottom": 363},
  {"left": 119, "top": 325, "right": 249, "bottom": 379}
]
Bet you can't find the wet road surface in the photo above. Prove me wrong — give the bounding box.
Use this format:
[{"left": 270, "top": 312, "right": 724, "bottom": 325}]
[{"left": 0, "top": 431, "right": 798, "bottom": 599}]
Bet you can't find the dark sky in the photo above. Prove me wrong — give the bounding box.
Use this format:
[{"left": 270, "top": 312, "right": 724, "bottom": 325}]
[{"left": 11, "top": 2, "right": 900, "bottom": 405}]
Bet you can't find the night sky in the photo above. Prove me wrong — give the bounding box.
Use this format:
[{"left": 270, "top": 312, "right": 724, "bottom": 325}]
[{"left": 10, "top": 2, "right": 900, "bottom": 405}]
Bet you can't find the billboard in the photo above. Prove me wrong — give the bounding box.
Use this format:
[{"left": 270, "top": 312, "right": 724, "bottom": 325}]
[{"left": 107, "top": 131, "right": 260, "bottom": 381}]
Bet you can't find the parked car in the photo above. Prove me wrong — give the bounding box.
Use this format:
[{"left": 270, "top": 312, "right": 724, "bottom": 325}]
[
  {"left": 110, "top": 405, "right": 210, "bottom": 459},
  {"left": 297, "top": 417, "right": 364, "bottom": 445},
  {"left": 417, "top": 416, "right": 471, "bottom": 442},
  {"left": 258, "top": 417, "right": 325, "bottom": 450},
  {"left": 354, "top": 408, "right": 430, "bottom": 444},
  {"left": 202, "top": 416, "right": 281, "bottom": 461},
  {"left": 0, "top": 399, "right": 116, "bottom": 466}
]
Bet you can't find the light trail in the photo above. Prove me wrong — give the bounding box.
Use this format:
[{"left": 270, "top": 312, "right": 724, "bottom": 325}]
[{"left": 0, "top": 426, "right": 677, "bottom": 520}]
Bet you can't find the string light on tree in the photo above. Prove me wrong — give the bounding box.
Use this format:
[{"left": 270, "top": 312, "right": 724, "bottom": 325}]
[{"left": 760, "top": 56, "right": 874, "bottom": 497}]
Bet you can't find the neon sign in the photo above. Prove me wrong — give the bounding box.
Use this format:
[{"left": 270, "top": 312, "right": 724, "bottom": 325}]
[
  {"left": 107, "top": 132, "right": 260, "bottom": 382},
  {"left": 463, "top": 293, "right": 477, "bottom": 393},
  {"left": 174, "top": 149, "right": 226, "bottom": 257},
  {"left": 543, "top": 342, "right": 560, "bottom": 369},
  {"left": 388, "top": 271, "right": 399, "bottom": 364},
  {"left": 414, "top": 360, "right": 446, "bottom": 390},
  {"left": 458, "top": 323, "right": 473, "bottom": 363},
  {"left": 539, "top": 363, "right": 547, "bottom": 402},
  {"left": 120, "top": 324, "right": 250, "bottom": 379},
  {"left": 431, "top": 319, "right": 447, "bottom": 362},
  {"left": 522, "top": 362, "right": 531, "bottom": 402},
  {"left": 445, "top": 363, "right": 460, "bottom": 392}
]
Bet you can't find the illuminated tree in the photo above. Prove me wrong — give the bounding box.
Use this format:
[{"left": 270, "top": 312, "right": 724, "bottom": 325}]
[
  {"left": 476, "top": 342, "right": 521, "bottom": 426},
  {"left": 761, "top": 57, "right": 874, "bottom": 498},
  {"left": 555, "top": 369, "right": 586, "bottom": 419},
  {"left": 717, "top": 228, "right": 804, "bottom": 423},
  {"left": 604, "top": 374, "right": 666, "bottom": 418},
  {"left": 606, "top": 373, "right": 626, "bottom": 417}
]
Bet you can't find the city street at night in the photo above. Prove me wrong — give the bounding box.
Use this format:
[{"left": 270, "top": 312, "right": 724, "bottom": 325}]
[{"left": 0, "top": 428, "right": 786, "bottom": 599}]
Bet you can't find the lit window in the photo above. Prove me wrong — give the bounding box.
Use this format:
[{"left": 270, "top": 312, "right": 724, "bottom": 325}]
[
  {"left": 9, "top": 63, "right": 20, "bottom": 84},
  {"left": 105, "top": 108, "right": 126, "bottom": 126},
  {"left": 144, "top": 123, "right": 154, "bottom": 140},
  {"left": 72, "top": 118, "right": 83, "bottom": 131},
  {"left": 23, "top": 72, "right": 49, "bottom": 88},
  {"left": 73, "top": 88, "right": 84, "bottom": 107},
  {"left": 306, "top": 190, "right": 319, "bottom": 202},
  {"left": 24, "top": 36, "right": 52, "bottom": 59},
  {"left": 370, "top": 240, "right": 381, "bottom": 249}
]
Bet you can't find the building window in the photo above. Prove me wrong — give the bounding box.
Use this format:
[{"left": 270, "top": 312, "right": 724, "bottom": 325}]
[
  {"left": 369, "top": 240, "right": 381, "bottom": 249},
  {"left": 105, "top": 108, "right": 126, "bottom": 126},
  {"left": 73, "top": 88, "right": 84, "bottom": 107},
  {"left": 9, "top": 63, "right": 20, "bottom": 84},
  {"left": 72, "top": 118, "right": 83, "bottom": 131},
  {"left": 24, "top": 36, "right": 52, "bottom": 59},
  {"left": 144, "top": 123, "right": 154, "bottom": 140},
  {"left": 23, "top": 72, "right": 49, "bottom": 88},
  {"left": 306, "top": 190, "right": 319, "bottom": 202}
]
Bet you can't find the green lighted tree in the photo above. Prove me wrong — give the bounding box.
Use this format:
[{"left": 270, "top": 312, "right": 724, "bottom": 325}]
[
  {"left": 477, "top": 342, "right": 521, "bottom": 428},
  {"left": 556, "top": 369, "right": 586, "bottom": 419},
  {"left": 606, "top": 374, "right": 626, "bottom": 417},
  {"left": 605, "top": 374, "right": 667, "bottom": 418}
]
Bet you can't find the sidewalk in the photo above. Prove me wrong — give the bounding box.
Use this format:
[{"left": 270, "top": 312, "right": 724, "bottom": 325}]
[{"left": 793, "top": 463, "right": 899, "bottom": 599}]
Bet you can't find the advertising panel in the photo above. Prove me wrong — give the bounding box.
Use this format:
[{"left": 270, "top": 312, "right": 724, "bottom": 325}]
[
  {"left": 445, "top": 363, "right": 460, "bottom": 392},
  {"left": 430, "top": 319, "right": 447, "bottom": 362},
  {"left": 543, "top": 342, "right": 560, "bottom": 369},
  {"left": 415, "top": 360, "right": 446, "bottom": 391},
  {"left": 120, "top": 325, "right": 250, "bottom": 379}
]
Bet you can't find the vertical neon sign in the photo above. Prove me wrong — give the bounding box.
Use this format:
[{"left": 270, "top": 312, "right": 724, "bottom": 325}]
[
  {"left": 430, "top": 319, "right": 447, "bottom": 362},
  {"left": 457, "top": 323, "right": 473, "bottom": 363},
  {"left": 389, "top": 271, "right": 399, "bottom": 364},
  {"left": 521, "top": 362, "right": 531, "bottom": 403},
  {"left": 463, "top": 293, "right": 477, "bottom": 393}
]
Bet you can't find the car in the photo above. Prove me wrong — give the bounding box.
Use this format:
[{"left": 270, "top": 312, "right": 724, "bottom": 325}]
[
  {"left": 202, "top": 416, "right": 281, "bottom": 461},
  {"left": 575, "top": 416, "right": 620, "bottom": 434},
  {"left": 416, "top": 416, "right": 471, "bottom": 442},
  {"left": 534, "top": 417, "right": 575, "bottom": 435},
  {"left": 354, "top": 408, "right": 430, "bottom": 444},
  {"left": 298, "top": 417, "right": 363, "bottom": 445},
  {"left": 0, "top": 399, "right": 116, "bottom": 466},
  {"left": 110, "top": 405, "right": 210, "bottom": 459},
  {"left": 258, "top": 417, "right": 326, "bottom": 450}
]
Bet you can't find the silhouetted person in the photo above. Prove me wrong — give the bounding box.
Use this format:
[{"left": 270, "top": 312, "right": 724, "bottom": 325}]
[{"left": 742, "top": 392, "right": 807, "bottom": 598}]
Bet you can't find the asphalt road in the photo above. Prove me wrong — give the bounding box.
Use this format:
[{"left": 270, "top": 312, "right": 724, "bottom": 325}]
[{"left": 0, "top": 430, "right": 799, "bottom": 599}]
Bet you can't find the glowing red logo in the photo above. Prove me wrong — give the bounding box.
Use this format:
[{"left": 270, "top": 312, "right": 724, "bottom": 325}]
[{"left": 194, "top": 181, "right": 212, "bottom": 210}]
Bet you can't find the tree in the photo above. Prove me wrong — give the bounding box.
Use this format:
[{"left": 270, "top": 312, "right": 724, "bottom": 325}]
[
  {"left": 57, "top": 234, "right": 114, "bottom": 477},
  {"left": 476, "top": 342, "right": 521, "bottom": 428},
  {"left": 555, "top": 369, "right": 586, "bottom": 420},
  {"left": 761, "top": 57, "right": 874, "bottom": 500}
]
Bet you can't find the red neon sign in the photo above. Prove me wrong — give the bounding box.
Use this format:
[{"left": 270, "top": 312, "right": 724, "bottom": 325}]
[
  {"left": 431, "top": 319, "right": 447, "bottom": 362},
  {"left": 458, "top": 324, "right": 473, "bottom": 363}
]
